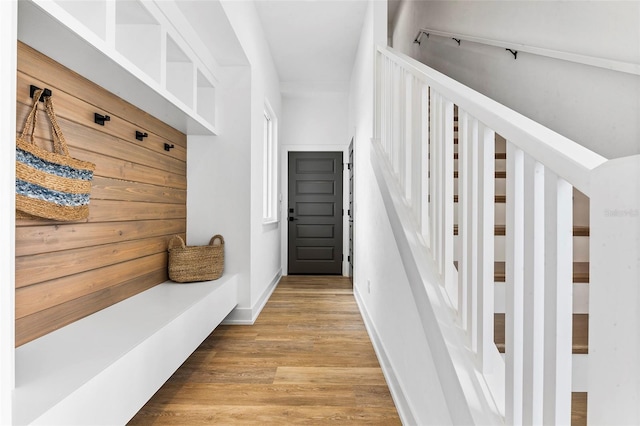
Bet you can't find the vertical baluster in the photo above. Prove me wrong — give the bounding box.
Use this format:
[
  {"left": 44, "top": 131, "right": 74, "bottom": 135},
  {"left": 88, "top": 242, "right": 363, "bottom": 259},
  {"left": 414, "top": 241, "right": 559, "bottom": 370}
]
[
  {"left": 391, "top": 64, "right": 404, "bottom": 176},
  {"left": 466, "top": 115, "right": 479, "bottom": 344},
  {"left": 398, "top": 67, "right": 406, "bottom": 181},
  {"left": 410, "top": 77, "right": 422, "bottom": 224},
  {"left": 442, "top": 97, "right": 455, "bottom": 296},
  {"left": 506, "top": 141, "right": 524, "bottom": 425},
  {"left": 477, "top": 123, "right": 496, "bottom": 372},
  {"left": 543, "top": 171, "right": 573, "bottom": 425},
  {"left": 380, "top": 55, "right": 386, "bottom": 151},
  {"left": 434, "top": 92, "right": 443, "bottom": 272},
  {"left": 429, "top": 88, "right": 437, "bottom": 252},
  {"left": 522, "top": 155, "right": 545, "bottom": 425},
  {"left": 404, "top": 72, "right": 412, "bottom": 202},
  {"left": 420, "top": 83, "right": 430, "bottom": 245},
  {"left": 387, "top": 59, "right": 393, "bottom": 155},
  {"left": 458, "top": 110, "right": 469, "bottom": 327}
]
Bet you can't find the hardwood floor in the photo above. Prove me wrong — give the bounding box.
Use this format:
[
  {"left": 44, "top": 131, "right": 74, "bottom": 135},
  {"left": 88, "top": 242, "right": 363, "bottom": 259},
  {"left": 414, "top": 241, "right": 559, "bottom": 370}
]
[{"left": 128, "top": 276, "right": 400, "bottom": 425}]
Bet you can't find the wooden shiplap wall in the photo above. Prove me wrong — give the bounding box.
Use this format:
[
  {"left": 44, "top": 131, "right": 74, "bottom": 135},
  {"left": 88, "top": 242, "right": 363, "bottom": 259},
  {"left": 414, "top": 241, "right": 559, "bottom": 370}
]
[{"left": 15, "top": 42, "right": 187, "bottom": 346}]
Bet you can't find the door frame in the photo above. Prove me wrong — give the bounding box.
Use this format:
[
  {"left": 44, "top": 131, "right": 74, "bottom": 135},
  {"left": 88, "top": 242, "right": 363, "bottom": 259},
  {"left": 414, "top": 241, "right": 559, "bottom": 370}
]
[{"left": 280, "top": 144, "right": 349, "bottom": 276}]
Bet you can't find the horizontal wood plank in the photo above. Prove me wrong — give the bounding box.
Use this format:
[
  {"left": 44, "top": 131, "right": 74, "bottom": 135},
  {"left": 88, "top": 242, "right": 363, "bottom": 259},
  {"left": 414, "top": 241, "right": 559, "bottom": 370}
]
[
  {"left": 16, "top": 253, "right": 168, "bottom": 319},
  {"left": 90, "top": 176, "right": 186, "bottom": 204},
  {"left": 16, "top": 236, "right": 171, "bottom": 288},
  {"left": 15, "top": 220, "right": 185, "bottom": 256},
  {"left": 15, "top": 267, "right": 167, "bottom": 347}
]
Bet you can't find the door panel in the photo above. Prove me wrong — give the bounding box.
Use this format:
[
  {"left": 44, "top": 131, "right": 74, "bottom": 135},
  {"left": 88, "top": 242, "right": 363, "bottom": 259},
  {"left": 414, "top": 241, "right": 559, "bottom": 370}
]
[{"left": 288, "top": 152, "right": 343, "bottom": 274}]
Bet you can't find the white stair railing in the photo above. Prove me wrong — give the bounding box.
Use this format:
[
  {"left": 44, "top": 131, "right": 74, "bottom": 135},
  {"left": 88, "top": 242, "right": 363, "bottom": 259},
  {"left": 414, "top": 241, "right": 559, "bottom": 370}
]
[{"left": 374, "top": 45, "right": 640, "bottom": 424}]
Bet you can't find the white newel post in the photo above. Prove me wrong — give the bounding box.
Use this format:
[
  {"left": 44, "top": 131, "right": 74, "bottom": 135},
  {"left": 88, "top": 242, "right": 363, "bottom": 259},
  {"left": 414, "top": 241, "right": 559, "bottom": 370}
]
[{"left": 588, "top": 155, "right": 640, "bottom": 424}]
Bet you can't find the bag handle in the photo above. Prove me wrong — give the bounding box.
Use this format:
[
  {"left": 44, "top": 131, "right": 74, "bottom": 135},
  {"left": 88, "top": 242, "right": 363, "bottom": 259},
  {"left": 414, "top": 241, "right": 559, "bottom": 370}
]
[
  {"left": 168, "top": 235, "right": 186, "bottom": 250},
  {"left": 44, "top": 95, "right": 70, "bottom": 156},
  {"left": 209, "top": 235, "right": 224, "bottom": 246},
  {"left": 19, "top": 88, "right": 42, "bottom": 144},
  {"left": 18, "top": 89, "right": 70, "bottom": 156}
]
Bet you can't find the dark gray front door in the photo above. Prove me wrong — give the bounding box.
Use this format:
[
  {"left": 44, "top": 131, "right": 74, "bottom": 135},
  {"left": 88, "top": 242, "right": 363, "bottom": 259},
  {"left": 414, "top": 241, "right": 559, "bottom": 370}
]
[{"left": 288, "top": 151, "right": 343, "bottom": 274}]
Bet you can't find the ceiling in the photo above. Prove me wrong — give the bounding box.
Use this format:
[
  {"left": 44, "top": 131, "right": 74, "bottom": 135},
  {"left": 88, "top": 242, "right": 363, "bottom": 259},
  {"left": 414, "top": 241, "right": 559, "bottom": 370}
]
[{"left": 253, "top": 0, "right": 369, "bottom": 93}]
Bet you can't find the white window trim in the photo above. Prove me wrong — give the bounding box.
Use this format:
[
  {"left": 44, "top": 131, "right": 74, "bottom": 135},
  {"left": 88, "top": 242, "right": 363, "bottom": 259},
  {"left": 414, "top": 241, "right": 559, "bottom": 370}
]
[{"left": 263, "top": 100, "right": 278, "bottom": 224}]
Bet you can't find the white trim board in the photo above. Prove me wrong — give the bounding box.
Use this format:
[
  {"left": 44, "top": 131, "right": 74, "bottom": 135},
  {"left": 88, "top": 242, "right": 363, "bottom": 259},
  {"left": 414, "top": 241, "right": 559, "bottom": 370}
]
[
  {"left": 223, "top": 269, "right": 282, "bottom": 324},
  {"left": 354, "top": 285, "right": 417, "bottom": 425}
]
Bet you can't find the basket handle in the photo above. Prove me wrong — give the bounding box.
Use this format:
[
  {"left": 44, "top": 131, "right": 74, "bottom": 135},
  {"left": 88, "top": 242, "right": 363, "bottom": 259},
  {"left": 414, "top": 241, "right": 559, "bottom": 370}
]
[
  {"left": 168, "top": 235, "right": 186, "bottom": 250},
  {"left": 209, "top": 234, "right": 224, "bottom": 246}
]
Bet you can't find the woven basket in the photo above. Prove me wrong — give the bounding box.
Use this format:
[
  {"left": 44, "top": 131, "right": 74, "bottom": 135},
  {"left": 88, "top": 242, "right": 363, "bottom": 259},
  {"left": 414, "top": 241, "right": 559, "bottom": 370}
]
[{"left": 167, "top": 235, "right": 224, "bottom": 283}]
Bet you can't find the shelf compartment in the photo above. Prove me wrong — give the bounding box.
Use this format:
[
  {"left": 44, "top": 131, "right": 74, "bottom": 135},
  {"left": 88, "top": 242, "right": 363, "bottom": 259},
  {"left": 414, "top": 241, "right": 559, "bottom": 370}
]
[
  {"left": 196, "top": 70, "right": 216, "bottom": 126},
  {"left": 54, "top": 0, "right": 108, "bottom": 41},
  {"left": 115, "top": 0, "right": 161, "bottom": 83},
  {"left": 166, "top": 34, "right": 194, "bottom": 108}
]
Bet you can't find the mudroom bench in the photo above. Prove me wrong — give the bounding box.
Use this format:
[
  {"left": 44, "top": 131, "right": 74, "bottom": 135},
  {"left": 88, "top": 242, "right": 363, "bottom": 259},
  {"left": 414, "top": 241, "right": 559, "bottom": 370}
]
[{"left": 13, "top": 275, "right": 238, "bottom": 425}]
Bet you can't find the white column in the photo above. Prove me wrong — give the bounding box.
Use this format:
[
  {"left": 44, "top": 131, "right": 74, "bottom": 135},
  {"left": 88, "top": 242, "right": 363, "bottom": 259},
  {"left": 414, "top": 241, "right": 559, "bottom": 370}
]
[
  {"left": 403, "top": 72, "right": 412, "bottom": 202},
  {"left": 506, "top": 141, "right": 524, "bottom": 425},
  {"left": 476, "top": 123, "right": 495, "bottom": 372},
  {"left": 0, "top": 1, "right": 17, "bottom": 424},
  {"left": 442, "top": 97, "right": 455, "bottom": 299},
  {"left": 466, "top": 115, "right": 479, "bottom": 347},
  {"left": 542, "top": 170, "right": 573, "bottom": 425},
  {"left": 522, "top": 155, "right": 545, "bottom": 425},
  {"left": 420, "top": 83, "right": 430, "bottom": 245},
  {"left": 588, "top": 155, "right": 640, "bottom": 424},
  {"left": 458, "top": 110, "right": 469, "bottom": 326}
]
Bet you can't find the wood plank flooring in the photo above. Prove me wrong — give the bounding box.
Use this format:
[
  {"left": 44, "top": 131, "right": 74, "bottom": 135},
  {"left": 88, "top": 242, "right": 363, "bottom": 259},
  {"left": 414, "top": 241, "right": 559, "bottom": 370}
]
[{"left": 128, "top": 276, "right": 400, "bottom": 425}]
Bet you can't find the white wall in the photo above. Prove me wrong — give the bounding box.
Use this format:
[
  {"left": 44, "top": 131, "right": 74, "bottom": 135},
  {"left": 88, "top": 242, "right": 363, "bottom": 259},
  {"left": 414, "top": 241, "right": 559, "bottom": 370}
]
[
  {"left": 280, "top": 93, "right": 350, "bottom": 275},
  {"left": 390, "top": 1, "right": 640, "bottom": 159},
  {"left": 347, "top": 1, "right": 452, "bottom": 424},
  {"left": 188, "top": 66, "right": 252, "bottom": 308},
  {"left": 0, "top": 1, "right": 17, "bottom": 422},
  {"left": 219, "top": 0, "right": 283, "bottom": 321}
]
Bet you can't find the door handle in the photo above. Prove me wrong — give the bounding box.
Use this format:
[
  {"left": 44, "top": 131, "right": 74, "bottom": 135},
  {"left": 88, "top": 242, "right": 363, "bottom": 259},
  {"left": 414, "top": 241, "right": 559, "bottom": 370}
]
[{"left": 288, "top": 217, "right": 298, "bottom": 222}]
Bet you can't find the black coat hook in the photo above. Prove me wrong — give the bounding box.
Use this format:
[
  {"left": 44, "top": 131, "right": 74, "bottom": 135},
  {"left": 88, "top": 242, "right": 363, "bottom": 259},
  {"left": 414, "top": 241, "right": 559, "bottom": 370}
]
[
  {"left": 30, "top": 85, "right": 52, "bottom": 102},
  {"left": 135, "top": 131, "right": 148, "bottom": 141},
  {"left": 452, "top": 38, "right": 461, "bottom": 46},
  {"left": 94, "top": 113, "right": 111, "bottom": 126},
  {"left": 506, "top": 49, "right": 518, "bottom": 59},
  {"left": 164, "top": 143, "right": 175, "bottom": 151}
]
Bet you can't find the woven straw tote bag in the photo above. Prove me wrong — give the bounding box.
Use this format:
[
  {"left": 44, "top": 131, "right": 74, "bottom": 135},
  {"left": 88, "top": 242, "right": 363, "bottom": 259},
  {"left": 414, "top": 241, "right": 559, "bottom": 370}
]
[{"left": 16, "top": 88, "right": 96, "bottom": 221}]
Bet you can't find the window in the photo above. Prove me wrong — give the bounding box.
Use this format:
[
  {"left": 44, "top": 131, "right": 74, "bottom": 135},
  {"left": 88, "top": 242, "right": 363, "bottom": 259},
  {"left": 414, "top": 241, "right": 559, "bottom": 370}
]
[{"left": 263, "top": 101, "right": 278, "bottom": 222}]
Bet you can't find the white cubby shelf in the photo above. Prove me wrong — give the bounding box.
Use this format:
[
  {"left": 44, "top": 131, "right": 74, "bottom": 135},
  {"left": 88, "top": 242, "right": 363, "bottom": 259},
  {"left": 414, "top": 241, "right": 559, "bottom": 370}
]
[{"left": 18, "top": 0, "right": 219, "bottom": 135}]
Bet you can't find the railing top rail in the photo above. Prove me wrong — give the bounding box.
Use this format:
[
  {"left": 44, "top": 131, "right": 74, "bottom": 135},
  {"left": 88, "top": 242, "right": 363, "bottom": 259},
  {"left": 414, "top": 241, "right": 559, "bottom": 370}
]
[
  {"left": 414, "top": 28, "right": 640, "bottom": 77},
  {"left": 378, "top": 45, "right": 608, "bottom": 195}
]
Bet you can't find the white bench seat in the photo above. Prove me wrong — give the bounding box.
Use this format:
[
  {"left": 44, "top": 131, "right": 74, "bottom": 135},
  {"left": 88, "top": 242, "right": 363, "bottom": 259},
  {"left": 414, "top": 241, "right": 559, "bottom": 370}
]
[{"left": 14, "top": 275, "right": 238, "bottom": 425}]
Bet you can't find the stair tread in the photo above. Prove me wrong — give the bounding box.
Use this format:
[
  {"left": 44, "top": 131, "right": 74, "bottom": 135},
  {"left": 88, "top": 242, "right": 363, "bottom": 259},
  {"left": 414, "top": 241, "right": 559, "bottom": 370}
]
[
  {"left": 494, "top": 313, "right": 589, "bottom": 354},
  {"left": 453, "top": 171, "right": 506, "bottom": 179},
  {"left": 453, "top": 194, "right": 506, "bottom": 203},
  {"left": 453, "top": 224, "right": 589, "bottom": 237},
  {"left": 493, "top": 261, "right": 589, "bottom": 283}
]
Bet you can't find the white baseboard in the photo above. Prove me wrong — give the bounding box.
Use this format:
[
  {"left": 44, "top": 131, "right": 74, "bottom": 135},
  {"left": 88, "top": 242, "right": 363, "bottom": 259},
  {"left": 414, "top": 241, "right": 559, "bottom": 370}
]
[
  {"left": 223, "top": 269, "right": 282, "bottom": 324},
  {"left": 354, "top": 285, "right": 417, "bottom": 425}
]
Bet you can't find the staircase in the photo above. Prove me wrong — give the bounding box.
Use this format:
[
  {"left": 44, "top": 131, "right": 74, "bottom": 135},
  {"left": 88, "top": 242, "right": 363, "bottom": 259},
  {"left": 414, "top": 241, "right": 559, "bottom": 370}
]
[
  {"left": 450, "top": 111, "right": 590, "bottom": 425},
  {"left": 373, "top": 45, "right": 640, "bottom": 424}
]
